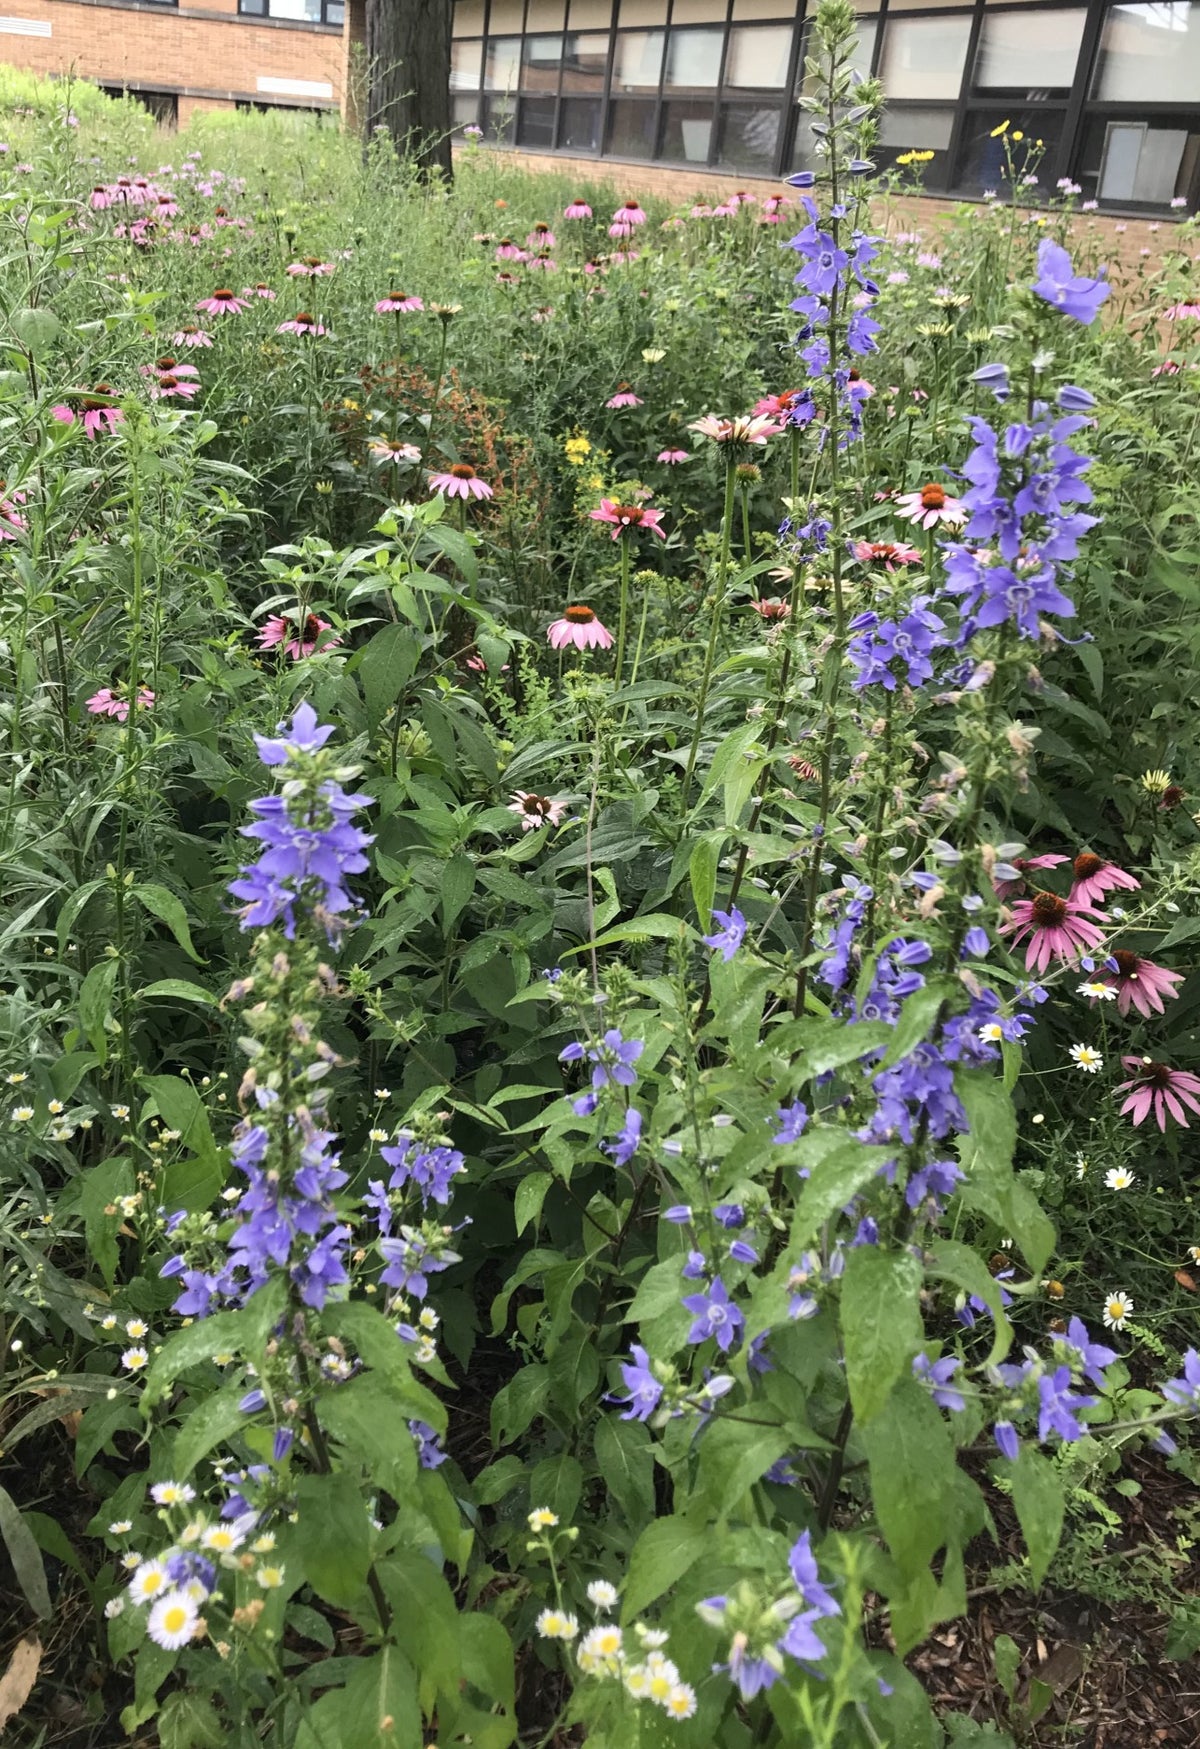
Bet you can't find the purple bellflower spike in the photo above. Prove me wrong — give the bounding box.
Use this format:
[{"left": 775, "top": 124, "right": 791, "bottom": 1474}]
[
  {"left": 601, "top": 1106, "right": 642, "bottom": 1166},
  {"left": 681, "top": 1277, "right": 745, "bottom": 1352},
  {"left": 913, "top": 1352, "right": 966, "bottom": 1412},
  {"left": 1032, "top": 238, "right": 1110, "bottom": 324},
  {"left": 612, "top": 1344, "right": 663, "bottom": 1420},
  {"left": 703, "top": 907, "right": 747, "bottom": 961}
]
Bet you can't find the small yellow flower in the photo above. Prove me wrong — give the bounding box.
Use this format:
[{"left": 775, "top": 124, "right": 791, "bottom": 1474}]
[
  {"left": 11, "top": 1106, "right": 33, "bottom": 1122},
  {"left": 535, "top": 1608, "right": 578, "bottom": 1641},
  {"left": 527, "top": 1508, "right": 559, "bottom": 1531},
  {"left": 256, "top": 1565, "right": 286, "bottom": 1589},
  {"left": 47, "top": 1099, "right": 63, "bottom": 1115},
  {"left": 1011, "top": 130, "right": 1025, "bottom": 142},
  {"left": 641, "top": 347, "right": 665, "bottom": 364},
  {"left": 990, "top": 119, "right": 1010, "bottom": 138},
  {"left": 1142, "top": 769, "right": 1172, "bottom": 796}
]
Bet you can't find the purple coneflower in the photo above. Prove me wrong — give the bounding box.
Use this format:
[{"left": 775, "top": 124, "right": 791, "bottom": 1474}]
[
  {"left": 508, "top": 792, "right": 569, "bottom": 831},
  {"left": 589, "top": 498, "right": 665, "bottom": 540},
  {"left": 547, "top": 606, "right": 613, "bottom": 651},
  {"left": 286, "top": 257, "right": 334, "bottom": 277},
  {"left": 851, "top": 539, "right": 923, "bottom": 570},
  {"left": 369, "top": 437, "right": 421, "bottom": 465},
  {"left": 1099, "top": 951, "right": 1184, "bottom": 1019},
  {"left": 656, "top": 448, "right": 690, "bottom": 464},
  {"left": 243, "top": 283, "right": 277, "bottom": 300},
  {"left": 689, "top": 413, "right": 781, "bottom": 446},
  {"left": 0, "top": 483, "right": 26, "bottom": 539},
  {"left": 1117, "top": 1057, "right": 1200, "bottom": 1131},
  {"left": 257, "top": 613, "right": 340, "bottom": 661},
  {"left": 752, "top": 599, "right": 790, "bottom": 621},
  {"left": 87, "top": 686, "right": 155, "bottom": 719},
  {"left": 893, "top": 482, "right": 966, "bottom": 529},
  {"left": 1001, "top": 890, "right": 1106, "bottom": 974},
  {"left": 611, "top": 199, "right": 646, "bottom": 227},
  {"left": 276, "top": 313, "right": 326, "bottom": 337},
  {"left": 52, "top": 388, "right": 124, "bottom": 439},
  {"left": 172, "top": 325, "right": 212, "bottom": 349},
  {"left": 428, "top": 463, "right": 493, "bottom": 501},
  {"left": 1069, "top": 852, "right": 1140, "bottom": 908},
  {"left": 991, "top": 852, "right": 1068, "bottom": 902},
  {"left": 494, "top": 239, "right": 527, "bottom": 262},
  {"left": 151, "top": 372, "right": 199, "bottom": 400},
  {"left": 563, "top": 199, "right": 592, "bottom": 220},
  {"left": 196, "top": 288, "right": 249, "bottom": 316},
  {"left": 606, "top": 383, "right": 642, "bottom": 409},
  {"left": 374, "top": 292, "right": 424, "bottom": 314},
  {"left": 527, "top": 223, "right": 556, "bottom": 248}
]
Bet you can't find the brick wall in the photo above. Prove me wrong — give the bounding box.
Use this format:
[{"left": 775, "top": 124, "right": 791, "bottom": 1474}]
[
  {"left": 0, "top": 0, "right": 342, "bottom": 111},
  {"left": 460, "top": 146, "right": 1187, "bottom": 278}
]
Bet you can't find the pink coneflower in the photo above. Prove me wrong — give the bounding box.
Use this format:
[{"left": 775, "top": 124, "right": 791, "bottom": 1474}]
[
  {"left": 753, "top": 388, "right": 806, "bottom": 420},
  {"left": 87, "top": 686, "right": 155, "bottom": 719},
  {"left": 1116, "top": 1057, "right": 1200, "bottom": 1131},
  {"left": 276, "top": 313, "right": 326, "bottom": 336},
  {"left": 690, "top": 203, "right": 714, "bottom": 219},
  {"left": 992, "top": 852, "right": 1068, "bottom": 901},
  {"left": 243, "top": 283, "right": 277, "bottom": 301},
  {"left": 182, "top": 224, "right": 214, "bottom": 246},
  {"left": 52, "top": 388, "right": 124, "bottom": 439},
  {"left": 496, "top": 270, "right": 521, "bottom": 288},
  {"left": 257, "top": 613, "right": 340, "bottom": 661},
  {"left": 789, "top": 754, "right": 819, "bottom": 782},
  {"left": 847, "top": 369, "right": 875, "bottom": 399},
  {"left": 494, "top": 239, "right": 527, "bottom": 262},
  {"left": 612, "top": 200, "right": 646, "bottom": 226},
  {"left": 893, "top": 482, "right": 966, "bottom": 529},
  {"left": 564, "top": 199, "right": 592, "bottom": 220},
  {"left": 606, "top": 384, "right": 643, "bottom": 409},
  {"left": 1164, "top": 303, "right": 1200, "bottom": 319},
  {"left": 0, "top": 484, "right": 27, "bottom": 539},
  {"left": 1098, "top": 950, "right": 1184, "bottom": 1019},
  {"left": 286, "top": 257, "right": 334, "bottom": 277},
  {"left": 547, "top": 605, "right": 613, "bottom": 651},
  {"left": 428, "top": 462, "right": 493, "bottom": 500},
  {"left": 531, "top": 305, "right": 555, "bottom": 323},
  {"left": 712, "top": 201, "right": 739, "bottom": 219},
  {"left": 369, "top": 437, "right": 421, "bottom": 465},
  {"left": 1153, "top": 361, "right": 1182, "bottom": 377},
  {"left": 527, "top": 223, "right": 556, "bottom": 249},
  {"left": 508, "top": 791, "right": 569, "bottom": 831},
  {"left": 759, "top": 195, "right": 789, "bottom": 224},
  {"left": 151, "top": 372, "right": 199, "bottom": 400},
  {"left": 656, "top": 448, "right": 690, "bottom": 464},
  {"left": 590, "top": 499, "right": 665, "bottom": 540},
  {"left": 608, "top": 249, "right": 640, "bottom": 266},
  {"left": 583, "top": 257, "right": 606, "bottom": 276},
  {"left": 374, "top": 292, "right": 424, "bottom": 314},
  {"left": 752, "top": 598, "right": 791, "bottom": 621},
  {"left": 528, "top": 251, "right": 558, "bottom": 272},
  {"left": 196, "top": 288, "right": 249, "bottom": 316},
  {"left": 173, "top": 325, "right": 212, "bottom": 349},
  {"left": 145, "top": 355, "right": 199, "bottom": 381},
  {"left": 154, "top": 193, "right": 179, "bottom": 218},
  {"left": 689, "top": 413, "right": 782, "bottom": 446},
  {"left": 1001, "top": 889, "right": 1107, "bottom": 974},
  {"left": 1070, "top": 852, "right": 1141, "bottom": 908},
  {"left": 90, "top": 185, "right": 114, "bottom": 210},
  {"left": 851, "top": 539, "right": 923, "bottom": 570}
]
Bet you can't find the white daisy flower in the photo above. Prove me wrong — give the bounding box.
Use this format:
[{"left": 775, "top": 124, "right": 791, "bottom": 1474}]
[
  {"left": 635, "top": 1625, "right": 670, "bottom": 1648},
  {"left": 125, "top": 1319, "right": 148, "bottom": 1339},
  {"left": 121, "top": 1551, "right": 143, "bottom": 1572},
  {"left": 1104, "top": 1167, "right": 1135, "bottom": 1191},
  {"left": 255, "top": 1565, "right": 286, "bottom": 1589},
  {"left": 121, "top": 1347, "right": 149, "bottom": 1372},
  {"left": 368, "top": 1128, "right": 389, "bottom": 1144},
  {"left": 978, "top": 1022, "right": 1004, "bottom": 1043},
  {"left": 1102, "top": 1290, "right": 1133, "bottom": 1330},
  {"left": 5, "top": 1072, "right": 27, "bottom": 1085},
  {"left": 128, "top": 1559, "right": 170, "bottom": 1603},
  {"left": 201, "top": 1524, "right": 244, "bottom": 1554},
  {"left": 104, "top": 1596, "right": 125, "bottom": 1619},
  {"left": 11, "top": 1107, "right": 33, "bottom": 1122},
  {"left": 535, "top": 1609, "right": 578, "bottom": 1641},
  {"left": 586, "top": 1579, "right": 619, "bottom": 1611},
  {"left": 578, "top": 1624, "right": 623, "bottom": 1669},
  {"left": 1077, "top": 980, "right": 1116, "bottom": 1001},
  {"left": 251, "top": 1533, "right": 276, "bottom": 1554},
  {"left": 665, "top": 1684, "right": 698, "bottom": 1719},
  {"left": 1074, "top": 1154, "right": 1088, "bottom": 1179},
  {"left": 147, "top": 1590, "right": 199, "bottom": 1650},
  {"left": 108, "top": 1520, "right": 133, "bottom": 1535},
  {"left": 1069, "top": 1044, "right": 1103, "bottom": 1073},
  {"left": 527, "top": 1508, "right": 558, "bottom": 1531},
  {"left": 111, "top": 1105, "right": 131, "bottom": 1121},
  {"left": 47, "top": 1099, "right": 64, "bottom": 1114},
  {"left": 1187, "top": 1246, "right": 1200, "bottom": 1265},
  {"left": 150, "top": 1481, "right": 195, "bottom": 1507},
  {"left": 374, "top": 1088, "right": 391, "bottom": 1100}
]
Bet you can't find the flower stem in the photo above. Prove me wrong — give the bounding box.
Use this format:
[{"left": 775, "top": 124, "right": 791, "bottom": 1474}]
[
  {"left": 681, "top": 459, "right": 738, "bottom": 812},
  {"left": 614, "top": 534, "right": 632, "bottom": 686}
]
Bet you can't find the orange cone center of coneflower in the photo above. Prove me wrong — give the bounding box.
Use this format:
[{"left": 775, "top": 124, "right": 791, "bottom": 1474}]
[
  {"left": 1140, "top": 1062, "right": 1174, "bottom": 1087},
  {"left": 304, "top": 257, "right": 323, "bottom": 268},
  {"left": 1073, "top": 852, "right": 1104, "bottom": 879},
  {"left": 1112, "top": 949, "right": 1139, "bottom": 978},
  {"left": 615, "top": 381, "right": 630, "bottom": 391},
  {"left": 117, "top": 178, "right": 132, "bottom": 188},
  {"left": 534, "top": 223, "right": 550, "bottom": 234},
  {"left": 156, "top": 356, "right": 177, "bottom": 369},
  {"left": 159, "top": 375, "right": 180, "bottom": 390},
  {"left": 498, "top": 238, "right": 513, "bottom": 247},
  {"left": 919, "top": 484, "right": 946, "bottom": 509},
  {"left": 449, "top": 464, "right": 476, "bottom": 479},
  {"left": 525, "top": 795, "right": 552, "bottom": 815},
  {"left": 387, "top": 292, "right": 408, "bottom": 301},
  {"left": 564, "top": 605, "right": 596, "bottom": 624},
  {"left": 214, "top": 205, "right": 228, "bottom": 217},
  {"left": 1030, "top": 890, "right": 1068, "bottom": 926},
  {"left": 213, "top": 289, "right": 234, "bottom": 300},
  {"left": 294, "top": 313, "right": 314, "bottom": 324},
  {"left": 612, "top": 504, "right": 644, "bottom": 525},
  {"left": 299, "top": 613, "right": 322, "bottom": 640}
]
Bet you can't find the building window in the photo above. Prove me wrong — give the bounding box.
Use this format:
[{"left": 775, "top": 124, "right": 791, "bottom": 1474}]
[
  {"left": 1079, "top": 111, "right": 1200, "bottom": 204},
  {"left": 971, "top": 8, "right": 1086, "bottom": 98},
  {"left": 238, "top": 0, "right": 345, "bottom": 25},
  {"left": 1091, "top": 0, "right": 1200, "bottom": 103},
  {"left": 877, "top": 13, "right": 973, "bottom": 101},
  {"left": 101, "top": 88, "right": 179, "bottom": 125}
]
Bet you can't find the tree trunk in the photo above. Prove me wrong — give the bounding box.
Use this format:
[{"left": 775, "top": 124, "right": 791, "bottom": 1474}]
[{"left": 365, "top": 0, "right": 453, "bottom": 181}]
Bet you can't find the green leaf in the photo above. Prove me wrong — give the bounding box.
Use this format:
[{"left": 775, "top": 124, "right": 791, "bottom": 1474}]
[
  {"left": 593, "top": 1416, "right": 655, "bottom": 1523},
  {"left": 621, "top": 1516, "right": 709, "bottom": 1622},
  {"left": 318, "top": 1375, "right": 419, "bottom": 1493},
  {"left": 133, "top": 883, "right": 203, "bottom": 963},
  {"left": 0, "top": 1485, "right": 51, "bottom": 1617},
  {"left": 842, "top": 1245, "right": 923, "bottom": 1424},
  {"left": 956, "top": 1071, "right": 1055, "bottom": 1276},
  {"left": 79, "top": 1154, "right": 133, "bottom": 1287},
  {"left": 359, "top": 623, "right": 420, "bottom": 730},
  {"left": 172, "top": 1382, "right": 250, "bottom": 1480},
  {"left": 10, "top": 306, "right": 60, "bottom": 356},
  {"left": 695, "top": 1415, "right": 790, "bottom": 1516},
  {"left": 528, "top": 1453, "right": 583, "bottom": 1524},
  {"left": 688, "top": 831, "right": 724, "bottom": 927},
  {"left": 440, "top": 853, "right": 475, "bottom": 933},
  {"left": 1010, "top": 1444, "right": 1064, "bottom": 1586},
  {"left": 320, "top": 1301, "right": 444, "bottom": 1430},
  {"left": 157, "top": 1691, "right": 226, "bottom": 1749},
  {"left": 137, "top": 979, "right": 217, "bottom": 1007},
  {"left": 145, "top": 1277, "right": 286, "bottom": 1404},
  {"left": 341, "top": 1645, "right": 422, "bottom": 1748},
  {"left": 78, "top": 960, "right": 117, "bottom": 1062},
  {"left": 863, "top": 1380, "right": 958, "bottom": 1579},
  {"left": 293, "top": 1472, "right": 372, "bottom": 1609},
  {"left": 993, "top": 1633, "right": 1020, "bottom": 1703},
  {"left": 140, "top": 1074, "right": 218, "bottom": 1162},
  {"left": 791, "top": 1142, "right": 893, "bottom": 1247},
  {"left": 627, "top": 1256, "right": 684, "bottom": 1323},
  {"left": 926, "top": 1240, "right": 1012, "bottom": 1368},
  {"left": 514, "top": 1171, "right": 552, "bottom": 1237},
  {"left": 377, "top": 1552, "right": 461, "bottom": 1697}
]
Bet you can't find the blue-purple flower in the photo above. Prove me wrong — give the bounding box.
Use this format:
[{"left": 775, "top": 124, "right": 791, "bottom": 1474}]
[
  {"left": 1032, "top": 238, "right": 1110, "bottom": 325},
  {"left": 703, "top": 907, "right": 747, "bottom": 961},
  {"left": 681, "top": 1277, "right": 744, "bottom": 1352}
]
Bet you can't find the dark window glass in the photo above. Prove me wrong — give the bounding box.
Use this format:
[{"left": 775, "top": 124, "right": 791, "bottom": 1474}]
[
  {"left": 715, "top": 100, "right": 781, "bottom": 170},
  {"left": 561, "top": 30, "right": 609, "bottom": 88},
  {"left": 659, "top": 97, "right": 715, "bottom": 161},
  {"left": 971, "top": 8, "right": 1085, "bottom": 99},
  {"left": 522, "top": 33, "right": 564, "bottom": 89},
  {"left": 605, "top": 97, "right": 658, "bottom": 154},
  {"left": 1078, "top": 112, "right": 1200, "bottom": 206},
  {"left": 664, "top": 25, "right": 724, "bottom": 86},
  {"left": 1091, "top": 1, "right": 1200, "bottom": 103},
  {"left": 559, "top": 95, "right": 602, "bottom": 146},
  {"left": 956, "top": 108, "right": 1064, "bottom": 195},
  {"left": 724, "top": 24, "right": 792, "bottom": 88},
  {"left": 102, "top": 88, "right": 179, "bottom": 123},
  {"left": 518, "top": 94, "right": 559, "bottom": 143},
  {"left": 868, "top": 103, "right": 956, "bottom": 186},
  {"left": 482, "top": 92, "right": 518, "bottom": 139}
]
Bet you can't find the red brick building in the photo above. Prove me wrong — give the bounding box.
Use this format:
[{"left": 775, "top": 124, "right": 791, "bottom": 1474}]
[{"left": 0, "top": 0, "right": 344, "bottom": 126}]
